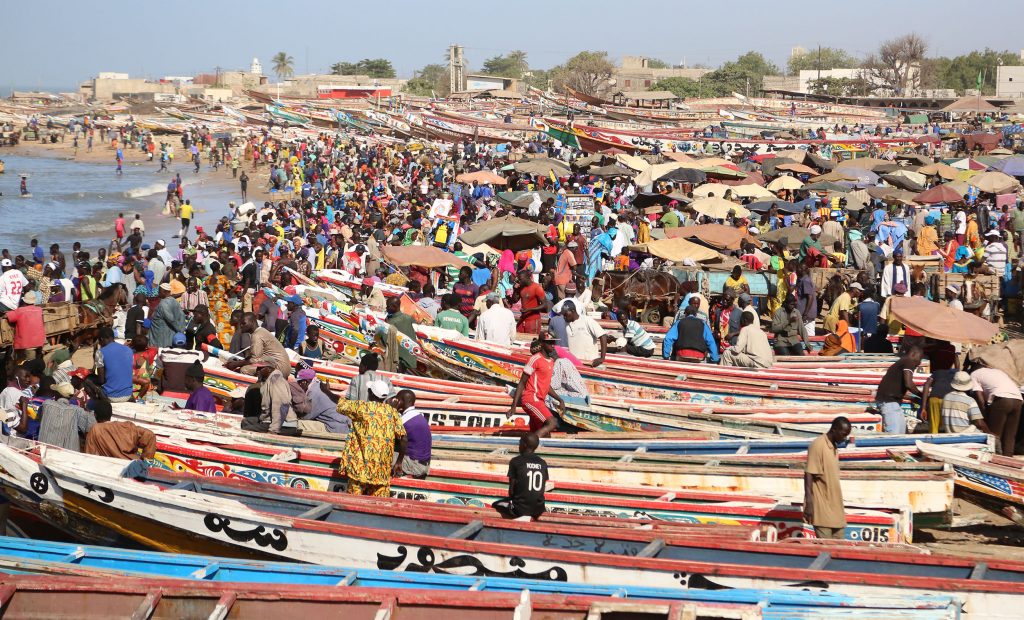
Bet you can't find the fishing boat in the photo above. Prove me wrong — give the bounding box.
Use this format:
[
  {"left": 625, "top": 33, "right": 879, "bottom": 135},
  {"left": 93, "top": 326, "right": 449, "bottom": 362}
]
[
  {"left": 915, "top": 442, "right": 1024, "bottom": 519},
  {"left": 0, "top": 537, "right": 964, "bottom": 618},
  {"left": 0, "top": 445, "right": 1014, "bottom": 618}
]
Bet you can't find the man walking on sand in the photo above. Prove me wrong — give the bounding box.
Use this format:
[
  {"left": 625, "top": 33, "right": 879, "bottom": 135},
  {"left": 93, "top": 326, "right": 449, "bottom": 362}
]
[
  {"left": 240, "top": 171, "right": 249, "bottom": 202},
  {"left": 804, "top": 416, "right": 851, "bottom": 540}
]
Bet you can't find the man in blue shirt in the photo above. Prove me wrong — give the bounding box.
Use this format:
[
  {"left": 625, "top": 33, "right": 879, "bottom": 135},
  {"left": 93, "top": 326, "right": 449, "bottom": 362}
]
[
  {"left": 663, "top": 307, "right": 719, "bottom": 363},
  {"left": 94, "top": 326, "right": 135, "bottom": 402}
]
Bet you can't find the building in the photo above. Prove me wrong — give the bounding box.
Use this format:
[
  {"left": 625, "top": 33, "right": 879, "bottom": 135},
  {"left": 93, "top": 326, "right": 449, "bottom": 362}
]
[
  {"left": 612, "top": 56, "right": 711, "bottom": 92},
  {"left": 193, "top": 70, "right": 267, "bottom": 95},
  {"left": 81, "top": 74, "right": 177, "bottom": 102},
  {"left": 996, "top": 66, "right": 1024, "bottom": 99},
  {"left": 465, "top": 74, "right": 520, "bottom": 92},
  {"left": 763, "top": 67, "right": 921, "bottom": 97},
  {"left": 253, "top": 73, "right": 405, "bottom": 99},
  {"left": 250, "top": 57, "right": 263, "bottom": 76}
]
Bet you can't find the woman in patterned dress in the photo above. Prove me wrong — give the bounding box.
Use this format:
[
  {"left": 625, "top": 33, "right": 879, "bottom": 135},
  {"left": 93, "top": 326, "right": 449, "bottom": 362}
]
[{"left": 205, "top": 261, "right": 234, "bottom": 346}]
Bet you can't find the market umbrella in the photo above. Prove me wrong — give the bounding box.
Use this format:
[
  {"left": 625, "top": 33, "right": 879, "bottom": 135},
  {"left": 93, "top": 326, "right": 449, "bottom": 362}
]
[
  {"left": 967, "top": 341, "right": 1024, "bottom": 385},
  {"left": 767, "top": 175, "right": 805, "bottom": 191},
  {"left": 968, "top": 171, "right": 1021, "bottom": 194},
  {"left": 728, "top": 184, "right": 773, "bottom": 199},
  {"left": 692, "top": 183, "right": 735, "bottom": 198},
  {"left": 993, "top": 156, "right": 1024, "bottom": 177},
  {"left": 803, "top": 181, "right": 849, "bottom": 193},
  {"left": 746, "top": 199, "right": 805, "bottom": 214},
  {"left": 773, "top": 162, "right": 818, "bottom": 176},
  {"left": 656, "top": 167, "right": 707, "bottom": 184},
  {"left": 497, "top": 190, "right": 557, "bottom": 208},
  {"left": 633, "top": 162, "right": 689, "bottom": 187},
  {"left": 913, "top": 184, "right": 966, "bottom": 205},
  {"left": 887, "top": 169, "right": 927, "bottom": 187},
  {"left": 888, "top": 296, "right": 999, "bottom": 345},
  {"left": 455, "top": 170, "right": 508, "bottom": 185},
  {"left": 880, "top": 174, "right": 925, "bottom": 192},
  {"left": 701, "top": 165, "right": 747, "bottom": 180},
  {"left": 949, "top": 158, "right": 987, "bottom": 171},
  {"left": 918, "top": 162, "right": 960, "bottom": 181},
  {"left": 381, "top": 245, "right": 474, "bottom": 270},
  {"left": 689, "top": 196, "right": 750, "bottom": 219},
  {"left": 721, "top": 171, "right": 765, "bottom": 187},
  {"left": 662, "top": 152, "right": 699, "bottom": 163},
  {"left": 512, "top": 158, "right": 571, "bottom": 177},
  {"left": 457, "top": 215, "right": 548, "bottom": 251},
  {"left": 664, "top": 224, "right": 755, "bottom": 250},
  {"left": 694, "top": 157, "right": 733, "bottom": 167},
  {"left": 759, "top": 225, "right": 836, "bottom": 250},
  {"left": 589, "top": 164, "right": 635, "bottom": 178},
  {"left": 631, "top": 192, "right": 678, "bottom": 211},
  {"left": 835, "top": 157, "right": 891, "bottom": 171},
  {"left": 626, "top": 237, "right": 720, "bottom": 263}
]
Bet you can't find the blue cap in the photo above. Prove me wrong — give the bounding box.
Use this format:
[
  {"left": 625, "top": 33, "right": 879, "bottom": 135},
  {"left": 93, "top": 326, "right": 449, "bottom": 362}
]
[
  {"left": 284, "top": 294, "right": 303, "bottom": 306},
  {"left": 141, "top": 244, "right": 151, "bottom": 250},
  {"left": 172, "top": 332, "right": 187, "bottom": 346}
]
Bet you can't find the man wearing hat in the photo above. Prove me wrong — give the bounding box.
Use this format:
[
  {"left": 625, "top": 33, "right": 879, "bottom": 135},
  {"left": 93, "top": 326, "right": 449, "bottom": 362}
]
[
  {"left": 335, "top": 379, "right": 407, "bottom": 496},
  {"left": 476, "top": 291, "right": 516, "bottom": 347},
  {"left": 507, "top": 330, "right": 564, "bottom": 438},
  {"left": 983, "top": 229, "right": 1008, "bottom": 277},
  {"left": 940, "top": 371, "right": 991, "bottom": 434},
  {"left": 944, "top": 284, "right": 963, "bottom": 311},
  {"left": 294, "top": 367, "right": 348, "bottom": 434},
  {"left": 356, "top": 278, "right": 386, "bottom": 311},
  {"left": 799, "top": 224, "right": 832, "bottom": 268},
  {"left": 0, "top": 258, "right": 29, "bottom": 313},
  {"left": 880, "top": 251, "right": 910, "bottom": 298},
  {"left": 282, "top": 294, "right": 308, "bottom": 353},
  {"left": 149, "top": 282, "right": 187, "bottom": 348}
]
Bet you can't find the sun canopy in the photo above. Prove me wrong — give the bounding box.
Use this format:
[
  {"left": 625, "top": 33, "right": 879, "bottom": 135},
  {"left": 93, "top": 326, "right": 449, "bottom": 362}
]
[
  {"left": 918, "top": 162, "right": 960, "bottom": 180},
  {"left": 913, "top": 184, "right": 965, "bottom": 205},
  {"left": 968, "top": 171, "right": 1021, "bottom": 194},
  {"left": 689, "top": 196, "right": 750, "bottom": 219},
  {"left": 664, "top": 224, "right": 755, "bottom": 250},
  {"left": 455, "top": 170, "right": 507, "bottom": 185},
  {"left": 458, "top": 215, "right": 549, "bottom": 251},
  {"left": 767, "top": 175, "right": 804, "bottom": 191},
  {"left": 888, "top": 296, "right": 999, "bottom": 344},
  {"left": 968, "top": 341, "right": 1024, "bottom": 385},
  {"left": 512, "top": 158, "right": 571, "bottom": 177},
  {"left": 759, "top": 225, "right": 836, "bottom": 249},
  {"left": 627, "top": 237, "right": 720, "bottom": 263},
  {"left": 381, "top": 245, "right": 475, "bottom": 270}
]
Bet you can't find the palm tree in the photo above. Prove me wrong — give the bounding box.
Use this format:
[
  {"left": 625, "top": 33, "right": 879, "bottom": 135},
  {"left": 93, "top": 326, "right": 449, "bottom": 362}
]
[
  {"left": 272, "top": 52, "right": 294, "bottom": 80},
  {"left": 507, "top": 50, "right": 529, "bottom": 77}
]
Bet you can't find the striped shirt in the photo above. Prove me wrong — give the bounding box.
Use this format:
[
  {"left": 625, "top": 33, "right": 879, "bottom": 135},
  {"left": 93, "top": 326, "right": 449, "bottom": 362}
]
[
  {"left": 940, "top": 391, "right": 983, "bottom": 433},
  {"left": 38, "top": 399, "right": 95, "bottom": 451},
  {"left": 622, "top": 320, "right": 655, "bottom": 351},
  {"left": 985, "top": 242, "right": 1007, "bottom": 273}
]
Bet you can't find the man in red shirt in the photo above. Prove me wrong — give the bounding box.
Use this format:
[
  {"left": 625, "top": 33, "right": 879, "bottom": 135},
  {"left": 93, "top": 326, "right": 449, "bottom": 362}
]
[
  {"left": 6, "top": 291, "right": 45, "bottom": 361},
  {"left": 514, "top": 270, "right": 549, "bottom": 334},
  {"left": 508, "top": 330, "right": 564, "bottom": 437}
]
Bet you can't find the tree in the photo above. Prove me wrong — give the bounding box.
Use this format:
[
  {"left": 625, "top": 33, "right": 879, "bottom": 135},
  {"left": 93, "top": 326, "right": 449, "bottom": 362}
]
[
  {"left": 651, "top": 76, "right": 702, "bottom": 99},
  {"left": 929, "top": 49, "right": 1019, "bottom": 94},
  {"left": 271, "top": 52, "right": 294, "bottom": 80},
  {"left": 700, "top": 51, "right": 780, "bottom": 97},
  {"left": 861, "top": 34, "right": 927, "bottom": 94},
  {"left": 807, "top": 76, "right": 871, "bottom": 98},
  {"left": 788, "top": 47, "right": 859, "bottom": 74},
  {"left": 523, "top": 69, "right": 551, "bottom": 90},
  {"left": 404, "top": 64, "right": 450, "bottom": 96},
  {"left": 645, "top": 58, "right": 671, "bottom": 69},
  {"left": 481, "top": 50, "right": 529, "bottom": 78},
  {"left": 550, "top": 51, "right": 614, "bottom": 96},
  {"left": 330, "top": 58, "right": 396, "bottom": 78}
]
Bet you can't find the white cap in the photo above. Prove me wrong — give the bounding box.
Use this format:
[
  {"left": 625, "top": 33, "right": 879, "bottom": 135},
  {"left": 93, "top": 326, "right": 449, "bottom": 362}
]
[
  {"left": 0, "top": 259, "right": 12, "bottom": 268},
  {"left": 155, "top": 239, "right": 166, "bottom": 247},
  {"left": 367, "top": 379, "right": 392, "bottom": 400},
  {"left": 809, "top": 225, "right": 823, "bottom": 235}
]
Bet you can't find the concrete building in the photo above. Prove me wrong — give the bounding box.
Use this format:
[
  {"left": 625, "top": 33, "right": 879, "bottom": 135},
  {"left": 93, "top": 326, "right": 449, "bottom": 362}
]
[
  {"left": 81, "top": 74, "right": 177, "bottom": 102},
  {"left": 612, "top": 56, "right": 710, "bottom": 92},
  {"left": 996, "top": 66, "right": 1024, "bottom": 99},
  {"left": 253, "top": 73, "right": 406, "bottom": 99},
  {"left": 465, "top": 74, "right": 520, "bottom": 92}
]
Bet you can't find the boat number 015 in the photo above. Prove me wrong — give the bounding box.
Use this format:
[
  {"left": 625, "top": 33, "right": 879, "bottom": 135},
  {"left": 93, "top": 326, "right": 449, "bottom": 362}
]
[{"left": 854, "top": 527, "right": 889, "bottom": 543}]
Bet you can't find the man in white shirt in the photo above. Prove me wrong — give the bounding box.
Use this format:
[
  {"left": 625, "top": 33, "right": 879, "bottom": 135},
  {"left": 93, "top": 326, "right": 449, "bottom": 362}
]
[
  {"left": 984, "top": 230, "right": 1008, "bottom": 276},
  {"left": 879, "top": 251, "right": 911, "bottom": 298},
  {"left": 721, "top": 313, "right": 775, "bottom": 368},
  {"left": 970, "top": 363, "right": 1023, "bottom": 456},
  {"left": 0, "top": 259, "right": 29, "bottom": 312},
  {"left": 476, "top": 292, "right": 516, "bottom": 347},
  {"left": 154, "top": 239, "right": 175, "bottom": 265},
  {"left": 944, "top": 284, "right": 963, "bottom": 311},
  {"left": 562, "top": 304, "right": 608, "bottom": 367}
]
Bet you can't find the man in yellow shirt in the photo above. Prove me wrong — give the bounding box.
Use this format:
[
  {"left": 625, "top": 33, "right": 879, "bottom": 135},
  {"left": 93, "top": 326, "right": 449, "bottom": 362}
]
[{"left": 179, "top": 200, "right": 195, "bottom": 239}]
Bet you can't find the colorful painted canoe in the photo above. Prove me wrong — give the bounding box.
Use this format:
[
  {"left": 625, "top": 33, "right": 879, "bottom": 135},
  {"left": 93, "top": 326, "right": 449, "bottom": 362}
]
[
  {"left": 915, "top": 442, "right": 1024, "bottom": 519},
  {"left": 1, "top": 444, "right": 1016, "bottom": 618},
  {"left": 0, "top": 537, "right": 963, "bottom": 618}
]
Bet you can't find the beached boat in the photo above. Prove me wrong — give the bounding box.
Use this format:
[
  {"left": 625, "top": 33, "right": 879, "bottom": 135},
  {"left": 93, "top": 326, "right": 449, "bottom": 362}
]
[
  {"left": 0, "top": 445, "right": 1013, "bottom": 618},
  {"left": 915, "top": 442, "right": 1024, "bottom": 519},
  {"left": 0, "top": 537, "right": 963, "bottom": 618}
]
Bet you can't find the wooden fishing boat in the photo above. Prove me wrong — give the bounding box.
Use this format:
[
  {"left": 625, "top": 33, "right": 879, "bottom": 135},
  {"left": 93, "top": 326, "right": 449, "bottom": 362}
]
[
  {"left": 915, "top": 442, "right": 1024, "bottom": 519},
  {"left": 0, "top": 538, "right": 964, "bottom": 617},
  {"left": 1, "top": 445, "right": 1014, "bottom": 618},
  {"left": 0, "top": 574, "right": 777, "bottom": 620}
]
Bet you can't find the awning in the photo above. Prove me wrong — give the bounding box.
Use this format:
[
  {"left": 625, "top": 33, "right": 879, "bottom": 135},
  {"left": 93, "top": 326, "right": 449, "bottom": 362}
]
[{"left": 381, "top": 245, "right": 474, "bottom": 269}]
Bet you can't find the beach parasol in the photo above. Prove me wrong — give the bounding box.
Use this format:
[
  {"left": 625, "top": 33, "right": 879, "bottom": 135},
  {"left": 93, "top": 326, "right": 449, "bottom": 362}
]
[
  {"left": 887, "top": 169, "right": 927, "bottom": 187},
  {"left": 767, "top": 175, "right": 805, "bottom": 192},
  {"left": 381, "top": 245, "right": 474, "bottom": 270},
  {"left": 803, "top": 181, "right": 849, "bottom": 193},
  {"left": 968, "top": 171, "right": 1021, "bottom": 194},
  {"left": 589, "top": 164, "right": 636, "bottom": 178},
  {"left": 759, "top": 225, "right": 836, "bottom": 249},
  {"left": 662, "top": 152, "right": 699, "bottom": 163},
  {"left": 746, "top": 199, "right": 809, "bottom": 214},
  {"left": 633, "top": 162, "right": 688, "bottom": 186},
  {"left": 773, "top": 162, "right": 818, "bottom": 175},
  {"left": 689, "top": 196, "right": 750, "bottom": 219},
  {"left": 656, "top": 167, "right": 707, "bottom": 184},
  {"left": 455, "top": 170, "right": 508, "bottom": 185},
  {"left": 497, "top": 190, "right": 557, "bottom": 208},
  {"left": 949, "top": 158, "right": 987, "bottom": 171},
  {"left": 993, "top": 156, "right": 1024, "bottom": 177},
  {"left": 835, "top": 157, "right": 891, "bottom": 171},
  {"left": 888, "top": 296, "right": 999, "bottom": 345},
  {"left": 693, "top": 157, "right": 733, "bottom": 167},
  {"left": 692, "top": 183, "right": 733, "bottom": 198},
  {"left": 632, "top": 192, "right": 678, "bottom": 211},
  {"left": 721, "top": 171, "right": 765, "bottom": 187},
  {"left": 512, "top": 158, "right": 571, "bottom": 177},
  {"left": 913, "top": 184, "right": 965, "bottom": 205},
  {"left": 627, "top": 237, "right": 720, "bottom": 263},
  {"left": 880, "top": 174, "right": 925, "bottom": 192},
  {"left": 700, "top": 165, "right": 747, "bottom": 180},
  {"left": 917, "top": 162, "right": 960, "bottom": 180},
  {"left": 728, "top": 184, "right": 774, "bottom": 199},
  {"left": 457, "top": 215, "right": 549, "bottom": 251},
  {"left": 664, "top": 224, "right": 756, "bottom": 250}
]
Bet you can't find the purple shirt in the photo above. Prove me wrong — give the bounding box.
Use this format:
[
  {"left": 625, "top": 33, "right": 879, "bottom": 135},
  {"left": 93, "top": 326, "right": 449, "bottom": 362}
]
[
  {"left": 402, "top": 408, "right": 432, "bottom": 462},
  {"left": 185, "top": 385, "right": 217, "bottom": 413}
]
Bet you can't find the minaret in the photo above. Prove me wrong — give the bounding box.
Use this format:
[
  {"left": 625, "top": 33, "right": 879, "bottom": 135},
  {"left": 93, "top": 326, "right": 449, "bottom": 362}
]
[{"left": 250, "top": 57, "right": 263, "bottom": 75}]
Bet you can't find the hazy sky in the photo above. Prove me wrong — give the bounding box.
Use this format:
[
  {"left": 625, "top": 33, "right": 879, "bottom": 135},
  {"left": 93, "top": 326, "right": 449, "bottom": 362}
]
[{"left": 4, "top": 0, "right": 1023, "bottom": 89}]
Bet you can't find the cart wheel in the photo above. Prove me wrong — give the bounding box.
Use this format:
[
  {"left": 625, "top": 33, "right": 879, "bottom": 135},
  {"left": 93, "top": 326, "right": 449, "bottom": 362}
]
[{"left": 640, "top": 307, "right": 662, "bottom": 325}]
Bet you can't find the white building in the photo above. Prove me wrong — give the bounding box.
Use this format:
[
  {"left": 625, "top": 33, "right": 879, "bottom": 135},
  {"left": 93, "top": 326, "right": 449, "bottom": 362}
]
[
  {"left": 996, "top": 66, "right": 1024, "bottom": 99},
  {"left": 250, "top": 57, "right": 263, "bottom": 76}
]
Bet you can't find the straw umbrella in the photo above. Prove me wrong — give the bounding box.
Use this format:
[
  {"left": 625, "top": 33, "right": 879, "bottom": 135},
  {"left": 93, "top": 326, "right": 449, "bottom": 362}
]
[{"left": 968, "top": 171, "right": 1020, "bottom": 194}]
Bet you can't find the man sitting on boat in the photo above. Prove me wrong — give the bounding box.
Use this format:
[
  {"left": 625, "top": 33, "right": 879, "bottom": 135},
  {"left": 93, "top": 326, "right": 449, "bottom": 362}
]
[
  {"left": 662, "top": 306, "right": 719, "bottom": 363},
  {"left": 492, "top": 433, "right": 548, "bottom": 521},
  {"left": 720, "top": 313, "right": 775, "bottom": 369},
  {"left": 83, "top": 401, "right": 156, "bottom": 461}
]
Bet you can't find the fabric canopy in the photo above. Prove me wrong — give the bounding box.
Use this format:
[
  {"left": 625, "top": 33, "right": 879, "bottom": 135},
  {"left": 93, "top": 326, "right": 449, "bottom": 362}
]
[
  {"left": 759, "top": 225, "right": 836, "bottom": 249},
  {"left": 968, "top": 341, "right": 1024, "bottom": 385},
  {"left": 664, "top": 224, "right": 754, "bottom": 250},
  {"left": 689, "top": 196, "right": 750, "bottom": 219},
  {"left": 968, "top": 171, "right": 1020, "bottom": 194},
  {"left": 512, "top": 158, "right": 571, "bottom": 177},
  {"left": 767, "top": 175, "right": 804, "bottom": 191},
  {"left": 773, "top": 162, "right": 818, "bottom": 175},
  {"left": 913, "top": 184, "right": 965, "bottom": 205},
  {"left": 455, "top": 170, "right": 507, "bottom": 185},
  {"left": 627, "top": 237, "right": 720, "bottom": 263},
  {"left": 457, "top": 215, "right": 548, "bottom": 251},
  {"left": 888, "top": 296, "right": 998, "bottom": 345},
  {"left": 918, "top": 162, "right": 960, "bottom": 180},
  {"left": 657, "top": 167, "right": 707, "bottom": 184},
  {"left": 381, "top": 245, "right": 474, "bottom": 269}
]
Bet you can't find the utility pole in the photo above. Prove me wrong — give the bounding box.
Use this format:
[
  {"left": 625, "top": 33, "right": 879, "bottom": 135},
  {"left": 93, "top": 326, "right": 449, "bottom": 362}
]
[
  {"left": 817, "top": 44, "right": 822, "bottom": 82},
  {"left": 448, "top": 44, "right": 464, "bottom": 93}
]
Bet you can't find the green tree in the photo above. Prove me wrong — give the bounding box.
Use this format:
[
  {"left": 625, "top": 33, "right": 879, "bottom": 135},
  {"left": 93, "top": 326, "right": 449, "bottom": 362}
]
[
  {"left": 861, "top": 34, "right": 927, "bottom": 94},
  {"left": 807, "top": 76, "right": 871, "bottom": 98},
  {"left": 699, "top": 51, "right": 780, "bottom": 98},
  {"left": 550, "top": 51, "right": 615, "bottom": 96},
  {"left": 523, "top": 68, "right": 551, "bottom": 90},
  {"left": 481, "top": 50, "right": 529, "bottom": 78},
  {"left": 932, "top": 49, "right": 1019, "bottom": 94},
  {"left": 788, "top": 47, "right": 859, "bottom": 74},
  {"left": 271, "top": 52, "right": 294, "bottom": 80},
  {"left": 645, "top": 58, "right": 671, "bottom": 69},
  {"left": 331, "top": 58, "right": 396, "bottom": 78},
  {"left": 651, "top": 76, "right": 702, "bottom": 99},
  {"left": 404, "top": 64, "right": 450, "bottom": 96}
]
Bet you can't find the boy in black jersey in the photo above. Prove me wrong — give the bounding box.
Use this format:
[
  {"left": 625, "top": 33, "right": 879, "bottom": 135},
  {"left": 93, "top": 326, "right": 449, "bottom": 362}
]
[{"left": 492, "top": 433, "right": 548, "bottom": 519}]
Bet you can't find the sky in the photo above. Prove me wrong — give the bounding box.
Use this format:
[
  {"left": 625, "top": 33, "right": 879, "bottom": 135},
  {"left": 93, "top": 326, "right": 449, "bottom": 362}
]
[{"left": 3, "top": 0, "right": 1024, "bottom": 90}]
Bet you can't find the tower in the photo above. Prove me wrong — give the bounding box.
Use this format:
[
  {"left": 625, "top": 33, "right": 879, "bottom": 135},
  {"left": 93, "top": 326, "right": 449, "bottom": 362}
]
[
  {"left": 449, "top": 45, "right": 464, "bottom": 93},
  {"left": 250, "top": 57, "right": 263, "bottom": 75}
]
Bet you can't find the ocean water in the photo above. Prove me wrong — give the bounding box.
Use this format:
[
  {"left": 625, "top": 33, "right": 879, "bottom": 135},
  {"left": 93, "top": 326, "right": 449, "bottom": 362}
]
[{"left": 0, "top": 154, "right": 241, "bottom": 257}]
